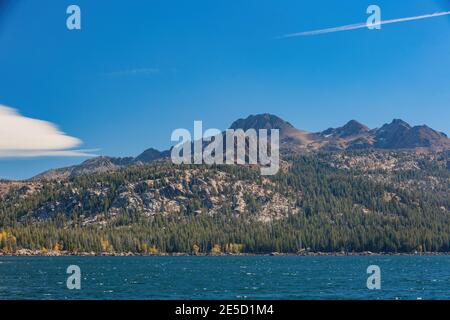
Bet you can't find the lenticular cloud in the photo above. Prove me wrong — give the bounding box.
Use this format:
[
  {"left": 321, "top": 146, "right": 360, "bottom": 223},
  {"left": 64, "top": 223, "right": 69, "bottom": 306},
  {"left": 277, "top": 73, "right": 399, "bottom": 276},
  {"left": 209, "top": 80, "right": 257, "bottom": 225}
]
[{"left": 0, "top": 105, "right": 92, "bottom": 157}]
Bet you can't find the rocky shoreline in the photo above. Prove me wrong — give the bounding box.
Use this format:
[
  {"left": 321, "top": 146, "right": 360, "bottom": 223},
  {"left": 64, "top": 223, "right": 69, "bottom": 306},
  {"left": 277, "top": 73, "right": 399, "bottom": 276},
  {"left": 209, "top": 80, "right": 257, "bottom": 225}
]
[{"left": 0, "top": 249, "right": 449, "bottom": 257}]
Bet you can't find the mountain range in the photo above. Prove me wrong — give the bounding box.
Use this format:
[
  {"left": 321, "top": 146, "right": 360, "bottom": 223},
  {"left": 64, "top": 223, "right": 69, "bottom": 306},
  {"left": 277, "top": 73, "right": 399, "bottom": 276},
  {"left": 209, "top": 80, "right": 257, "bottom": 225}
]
[
  {"left": 32, "top": 114, "right": 450, "bottom": 181},
  {"left": 1, "top": 114, "right": 449, "bottom": 254}
]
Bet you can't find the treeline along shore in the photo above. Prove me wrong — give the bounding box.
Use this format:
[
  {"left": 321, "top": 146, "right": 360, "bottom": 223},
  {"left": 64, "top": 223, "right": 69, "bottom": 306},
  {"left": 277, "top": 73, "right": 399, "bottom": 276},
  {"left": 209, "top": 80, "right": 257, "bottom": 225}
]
[{"left": 1, "top": 152, "right": 449, "bottom": 255}]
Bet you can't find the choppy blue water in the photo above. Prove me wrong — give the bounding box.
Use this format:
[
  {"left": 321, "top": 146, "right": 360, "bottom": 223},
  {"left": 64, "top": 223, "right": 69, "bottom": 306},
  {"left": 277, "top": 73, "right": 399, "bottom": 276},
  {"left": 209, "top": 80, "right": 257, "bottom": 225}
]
[{"left": 0, "top": 256, "right": 449, "bottom": 300}]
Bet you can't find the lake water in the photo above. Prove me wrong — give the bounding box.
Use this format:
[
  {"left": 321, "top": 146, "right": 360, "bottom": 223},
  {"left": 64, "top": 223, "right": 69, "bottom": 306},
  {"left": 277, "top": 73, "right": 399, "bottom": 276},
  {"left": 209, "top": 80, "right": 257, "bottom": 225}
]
[{"left": 0, "top": 256, "right": 449, "bottom": 300}]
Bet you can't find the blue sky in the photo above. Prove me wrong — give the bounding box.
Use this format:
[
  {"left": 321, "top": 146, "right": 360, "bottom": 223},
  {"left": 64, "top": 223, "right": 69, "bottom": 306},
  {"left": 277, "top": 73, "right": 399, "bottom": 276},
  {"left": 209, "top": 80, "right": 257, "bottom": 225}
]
[{"left": 0, "top": 0, "right": 450, "bottom": 179}]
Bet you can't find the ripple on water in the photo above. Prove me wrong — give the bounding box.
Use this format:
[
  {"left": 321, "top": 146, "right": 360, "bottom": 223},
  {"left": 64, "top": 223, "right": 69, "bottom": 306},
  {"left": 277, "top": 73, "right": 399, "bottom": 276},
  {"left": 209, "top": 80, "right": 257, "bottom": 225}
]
[{"left": 0, "top": 256, "right": 449, "bottom": 300}]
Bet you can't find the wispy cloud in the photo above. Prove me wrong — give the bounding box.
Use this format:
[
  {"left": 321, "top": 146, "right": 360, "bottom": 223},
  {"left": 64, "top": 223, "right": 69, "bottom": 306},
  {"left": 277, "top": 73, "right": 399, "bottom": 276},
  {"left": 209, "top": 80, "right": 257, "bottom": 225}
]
[
  {"left": 104, "top": 68, "right": 160, "bottom": 76},
  {"left": 280, "top": 10, "right": 450, "bottom": 38},
  {"left": 0, "top": 105, "right": 96, "bottom": 158}
]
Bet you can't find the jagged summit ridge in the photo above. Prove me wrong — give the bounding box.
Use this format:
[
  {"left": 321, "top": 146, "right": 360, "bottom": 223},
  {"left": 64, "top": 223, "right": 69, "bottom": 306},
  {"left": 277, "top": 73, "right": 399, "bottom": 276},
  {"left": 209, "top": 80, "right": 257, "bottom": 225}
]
[
  {"left": 30, "top": 113, "right": 450, "bottom": 181},
  {"left": 230, "top": 113, "right": 294, "bottom": 132}
]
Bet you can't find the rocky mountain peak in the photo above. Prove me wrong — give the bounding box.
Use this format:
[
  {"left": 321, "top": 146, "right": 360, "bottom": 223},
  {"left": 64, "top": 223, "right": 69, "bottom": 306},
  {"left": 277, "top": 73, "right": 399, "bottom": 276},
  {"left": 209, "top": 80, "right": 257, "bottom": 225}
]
[
  {"left": 338, "top": 120, "right": 369, "bottom": 137},
  {"left": 374, "top": 119, "right": 450, "bottom": 150},
  {"left": 229, "top": 113, "right": 294, "bottom": 132},
  {"left": 320, "top": 120, "right": 369, "bottom": 138},
  {"left": 135, "top": 148, "right": 168, "bottom": 163},
  {"left": 385, "top": 119, "right": 411, "bottom": 129}
]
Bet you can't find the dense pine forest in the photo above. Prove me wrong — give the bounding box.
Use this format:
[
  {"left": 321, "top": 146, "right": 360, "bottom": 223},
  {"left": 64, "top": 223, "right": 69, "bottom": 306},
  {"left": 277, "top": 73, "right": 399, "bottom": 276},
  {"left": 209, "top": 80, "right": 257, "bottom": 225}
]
[{"left": 1, "top": 152, "right": 449, "bottom": 254}]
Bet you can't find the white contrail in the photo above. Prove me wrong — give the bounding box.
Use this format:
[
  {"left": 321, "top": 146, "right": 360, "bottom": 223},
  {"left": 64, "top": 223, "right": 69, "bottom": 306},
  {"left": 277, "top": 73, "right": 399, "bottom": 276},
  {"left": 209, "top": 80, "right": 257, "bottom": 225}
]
[{"left": 280, "top": 10, "right": 450, "bottom": 38}]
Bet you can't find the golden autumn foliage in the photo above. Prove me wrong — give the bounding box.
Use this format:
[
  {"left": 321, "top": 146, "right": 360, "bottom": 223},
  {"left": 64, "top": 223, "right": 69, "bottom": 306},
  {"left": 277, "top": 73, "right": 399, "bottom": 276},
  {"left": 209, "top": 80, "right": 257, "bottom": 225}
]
[
  {"left": 192, "top": 244, "right": 200, "bottom": 255},
  {"left": 141, "top": 243, "right": 159, "bottom": 254},
  {"left": 53, "top": 242, "right": 62, "bottom": 252},
  {"left": 0, "top": 230, "right": 17, "bottom": 253},
  {"left": 211, "top": 244, "right": 222, "bottom": 255},
  {"left": 224, "top": 243, "right": 243, "bottom": 254},
  {"left": 148, "top": 245, "right": 159, "bottom": 254},
  {"left": 0, "top": 230, "right": 15, "bottom": 242},
  {"left": 100, "top": 238, "right": 114, "bottom": 252}
]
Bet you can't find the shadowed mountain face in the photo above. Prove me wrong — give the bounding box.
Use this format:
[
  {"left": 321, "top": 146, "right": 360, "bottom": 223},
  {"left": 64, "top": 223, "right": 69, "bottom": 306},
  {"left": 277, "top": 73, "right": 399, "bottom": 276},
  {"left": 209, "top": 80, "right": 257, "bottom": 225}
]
[
  {"left": 375, "top": 120, "right": 449, "bottom": 150},
  {"left": 32, "top": 156, "right": 135, "bottom": 181},
  {"left": 135, "top": 148, "right": 170, "bottom": 163},
  {"left": 34, "top": 150, "right": 170, "bottom": 181},
  {"left": 321, "top": 120, "right": 370, "bottom": 138},
  {"left": 318, "top": 118, "right": 449, "bottom": 152},
  {"left": 230, "top": 113, "right": 295, "bottom": 133},
  {"left": 230, "top": 113, "right": 318, "bottom": 148},
  {"left": 230, "top": 114, "right": 450, "bottom": 152},
  {"left": 30, "top": 113, "right": 450, "bottom": 181},
  {"left": 374, "top": 119, "right": 413, "bottom": 149}
]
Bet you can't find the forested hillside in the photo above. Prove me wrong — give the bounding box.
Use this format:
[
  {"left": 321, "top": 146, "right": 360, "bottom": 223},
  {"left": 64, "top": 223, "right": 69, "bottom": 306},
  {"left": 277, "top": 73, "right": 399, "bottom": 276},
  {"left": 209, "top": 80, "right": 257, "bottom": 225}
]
[{"left": 1, "top": 151, "right": 449, "bottom": 254}]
